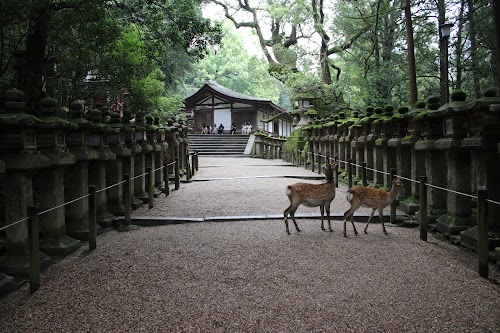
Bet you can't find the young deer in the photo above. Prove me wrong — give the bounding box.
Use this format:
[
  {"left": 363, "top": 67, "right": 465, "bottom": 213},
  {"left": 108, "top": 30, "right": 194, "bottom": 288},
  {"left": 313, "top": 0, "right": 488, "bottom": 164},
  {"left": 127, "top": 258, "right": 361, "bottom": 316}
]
[
  {"left": 283, "top": 163, "right": 338, "bottom": 235},
  {"left": 343, "top": 178, "right": 405, "bottom": 236}
]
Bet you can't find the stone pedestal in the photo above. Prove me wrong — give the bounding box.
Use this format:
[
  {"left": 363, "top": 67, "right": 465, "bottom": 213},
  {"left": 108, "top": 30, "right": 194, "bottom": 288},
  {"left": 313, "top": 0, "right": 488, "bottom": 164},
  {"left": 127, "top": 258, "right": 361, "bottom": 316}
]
[
  {"left": 434, "top": 144, "right": 473, "bottom": 235},
  {"left": 89, "top": 156, "right": 116, "bottom": 227},
  {"left": 38, "top": 165, "right": 81, "bottom": 256},
  {"left": 414, "top": 140, "right": 447, "bottom": 224},
  {"left": 154, "top": 143, "right": 167, "bottom": 192},
  {"left": 388, "top": 138, "right": 411, "bottom": 199},
  {"left": 65, "top": 161, "right": 95, "bottom": 240},
  {"left": 106, "top": 156, "right": 125, "bottom": 216},
  {"left": 0, "top": 171, "right": 51, "bottom": 276},
  {"left": 400, "top": 147, "right": 424, "bottom": 214}
]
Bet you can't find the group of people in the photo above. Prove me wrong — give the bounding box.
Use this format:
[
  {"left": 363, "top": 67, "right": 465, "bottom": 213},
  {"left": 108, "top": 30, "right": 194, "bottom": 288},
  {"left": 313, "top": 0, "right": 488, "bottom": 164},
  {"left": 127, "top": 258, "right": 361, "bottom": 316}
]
[
  {"left": 241, "top": 122, "right": 252, "bottom": 135},
  {"left": 200, "top": 122, "right": 250, "bottom": 135}
]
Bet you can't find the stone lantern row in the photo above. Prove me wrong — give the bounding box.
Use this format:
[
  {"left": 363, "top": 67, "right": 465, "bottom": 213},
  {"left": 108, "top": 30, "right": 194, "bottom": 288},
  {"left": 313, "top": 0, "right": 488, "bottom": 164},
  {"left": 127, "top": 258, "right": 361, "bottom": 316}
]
[
  {"left": 297, "top": 90, "right": 500, "bottom": 251},
  {"left": 0, "top": 88, "right": 191, "bottom": 279},
  {"left": 252, "top": 131, "right": 287, "bottom": 159}
]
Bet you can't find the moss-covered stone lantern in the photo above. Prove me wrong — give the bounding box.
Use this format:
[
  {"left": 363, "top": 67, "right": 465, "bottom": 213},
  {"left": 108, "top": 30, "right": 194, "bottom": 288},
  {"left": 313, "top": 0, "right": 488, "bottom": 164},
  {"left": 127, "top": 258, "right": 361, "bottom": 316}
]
[
  {"left": 460, "top": 88, "right": 500, "bottom": 250},
  {"left": 0, "top": 88, "right": 51, "bottom": 276}
]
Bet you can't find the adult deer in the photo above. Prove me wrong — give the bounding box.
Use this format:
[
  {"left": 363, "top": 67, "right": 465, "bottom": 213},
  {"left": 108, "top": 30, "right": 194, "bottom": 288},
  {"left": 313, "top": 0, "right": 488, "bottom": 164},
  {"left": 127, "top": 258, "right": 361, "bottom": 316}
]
[
  {"left": 343, "top": 178, "right": 405, "bottom": 236},
  {"left": 283, "top": 163, "right": 338, "bottom": 235}
]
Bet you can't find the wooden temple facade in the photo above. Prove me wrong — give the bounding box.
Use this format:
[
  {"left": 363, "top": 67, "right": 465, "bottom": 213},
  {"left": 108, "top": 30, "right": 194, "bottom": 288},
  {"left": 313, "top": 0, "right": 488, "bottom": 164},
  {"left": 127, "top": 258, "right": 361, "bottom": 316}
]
[{"left": 184, "top": 80, "right": 293, "bottom": 136}]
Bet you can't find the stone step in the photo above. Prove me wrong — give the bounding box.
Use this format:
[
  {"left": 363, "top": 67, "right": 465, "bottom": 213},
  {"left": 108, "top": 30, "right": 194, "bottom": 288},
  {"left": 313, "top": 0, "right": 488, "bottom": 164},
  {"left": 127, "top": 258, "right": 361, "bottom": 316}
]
[{"left": 188, "top": 134, "right": 250, "bottom": 156}]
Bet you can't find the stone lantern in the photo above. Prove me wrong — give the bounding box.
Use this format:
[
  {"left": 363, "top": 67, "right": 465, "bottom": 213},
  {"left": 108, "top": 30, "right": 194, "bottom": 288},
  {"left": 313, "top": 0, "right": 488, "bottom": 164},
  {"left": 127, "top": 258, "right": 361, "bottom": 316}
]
[
  {"left": 399, "top": 101, "right": 427, "bottom": 215},
  {"left": 154, "top": 117, "right": 168, "bottom": 193},
  {"left": 106, "top": 112, "right": 132, "bottom": 217},
  {"left": 357, "top": 107, "right": 376, "bottom": 182},
  {"left": 144, "top": 115, "right": 162, "bottom": 197},
  {"left": 0, "top": 88, "right": 51, "bottom": 276},
  {"left": 425, "top": 90, "right": 472, "bottom": 236},
  {"left": 87, "top": 108, "right": 116, "bottom": 227},
  {"left": 460, "top": 88, "right": 500, "bottom": 251},
  {"left": 121, "top": 107, "right": 143, "bottom": 209},
  {"left": 164, "top": 118, "right": 178, "bottom": 178},
  {"left": 293, "top": 99, "right": 315, "bottom": 128},
  {"left": 375, "top": 106, "right": 397, "bottom": 188},
  {"left": 35, "top": 96, "right": 81, "bottom": 256},
  {"left": 131, "top": 111, "right": 152, "bottom": 204},
  {"left": 387, "top": 106, "right": 411, "bottom": 202},
  {"left": 414, "top": 96, "right": 447, "bottom": 225}
]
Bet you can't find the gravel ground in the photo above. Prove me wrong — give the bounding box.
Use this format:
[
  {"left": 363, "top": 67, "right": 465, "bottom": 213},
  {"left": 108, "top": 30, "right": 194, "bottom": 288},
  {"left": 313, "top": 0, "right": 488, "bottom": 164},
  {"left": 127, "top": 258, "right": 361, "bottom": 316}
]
[
  {"left": 0, "top": 157, "right": 499, "bottom": 333},
  {"left": 133, "top": 157, "right": 375, "bottom": 219}
]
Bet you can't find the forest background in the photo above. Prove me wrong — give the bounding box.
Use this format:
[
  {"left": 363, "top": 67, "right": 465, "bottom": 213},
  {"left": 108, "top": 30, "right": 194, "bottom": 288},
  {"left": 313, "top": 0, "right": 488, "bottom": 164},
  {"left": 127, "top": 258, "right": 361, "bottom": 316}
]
[{"left": 0, "top": 0, "right": 498, "bottom": 121}]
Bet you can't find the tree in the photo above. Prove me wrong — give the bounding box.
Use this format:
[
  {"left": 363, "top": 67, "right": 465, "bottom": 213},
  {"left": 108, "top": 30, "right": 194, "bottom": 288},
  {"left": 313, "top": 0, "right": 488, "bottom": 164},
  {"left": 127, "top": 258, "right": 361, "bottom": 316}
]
[
  {"left": 180, "top": 23, "right": 282, "bottom": 105},
  {"left": 0, "top": 0, "right": 222, "bottom": 115}
]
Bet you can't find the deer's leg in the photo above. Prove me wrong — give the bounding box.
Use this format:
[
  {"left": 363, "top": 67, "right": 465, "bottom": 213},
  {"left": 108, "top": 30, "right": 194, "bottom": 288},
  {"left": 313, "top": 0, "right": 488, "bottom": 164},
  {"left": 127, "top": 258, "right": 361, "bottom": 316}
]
[
  {"left": 284, "top": 206, "right": 292, "bottom": 235},
  {"left": 350, "top": 214, "right": 358, "bottom": 235},
  {"left": 378, "top": 208, "right": 387, "bottom": 235},
  {"left": 363, "top": 208, "right": 376, "bottom": 234},
  {"left": 326, "top": 204, "right": 333, "bottom": 232},
  {"left": 343, "top": 208, "right": 352, "bottom": 237},
  {"left": 285, "top": 203, "right": 301, "bottom": 234},
  {"left": 290, "top": 211, "right": 301, "bottom": 232},
  {"left": 320, "top": 205, "right": 325, "bottom": 231}
]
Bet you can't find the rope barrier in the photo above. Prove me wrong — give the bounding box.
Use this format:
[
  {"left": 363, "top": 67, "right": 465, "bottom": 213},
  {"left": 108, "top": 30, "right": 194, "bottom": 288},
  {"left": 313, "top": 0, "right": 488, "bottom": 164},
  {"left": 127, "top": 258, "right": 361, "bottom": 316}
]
[
  {"left": 96, "top": 179, "right": 128, "bottom": 194},
  {"left": 486, "top": 198, "right": 500, "bottom": 205},
  {"left": 0, "top": 217, "right": 29, "bottom": 232},
  {"left": 292, "top": 148, "right": 498, "bottom": 205},
  {"left": 423, "top": 182, "right": 477, "bottom": 199},
  {"left": 38, "top": 193, "right": 91, "bottom": 216}
]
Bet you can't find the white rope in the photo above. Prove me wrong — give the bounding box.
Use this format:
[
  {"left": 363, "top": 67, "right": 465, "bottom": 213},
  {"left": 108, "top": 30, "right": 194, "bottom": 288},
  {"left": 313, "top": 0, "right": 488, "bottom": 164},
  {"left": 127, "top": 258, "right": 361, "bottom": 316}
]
[{"left": 0, "top": 217, "right": 29, "bottom": 231}]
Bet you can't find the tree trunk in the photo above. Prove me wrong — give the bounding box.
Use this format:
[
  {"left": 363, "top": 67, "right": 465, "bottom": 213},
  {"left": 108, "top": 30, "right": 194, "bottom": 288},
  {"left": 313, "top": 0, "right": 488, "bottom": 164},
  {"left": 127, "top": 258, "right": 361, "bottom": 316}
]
[
  {"left": 492, "top": 0, "right": 500, "bottom": 91},
  {"left": 467, "top": 0, "right": 481, "bottom": 97},
  {"left": 438, "top": 0, "right": 447, "bottom": 105},
  {"left": 404, "top": 0, "right": 417, "bottom": 106},
  {"left": 22, "top": 1, "right": 51, "bottom": 114},
  {"left": 455, "top": 0, "right": 465, "bottom": 90}
]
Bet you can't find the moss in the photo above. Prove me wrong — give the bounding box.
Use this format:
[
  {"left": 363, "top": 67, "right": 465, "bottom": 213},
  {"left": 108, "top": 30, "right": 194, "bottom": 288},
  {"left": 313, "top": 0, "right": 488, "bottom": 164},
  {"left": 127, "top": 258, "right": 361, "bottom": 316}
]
[
  {"left": 401, "top": 135, "right": 415, "bottom": 144},
  {"left": 398, "top": 106, "right": 410, "bottom": 114},
  {"left": 450, "top": 89, "right": 467, "bottom": 102},
  {"left": 484, "top": 87, "right": 497, "bottom": 97},
  {"left": 414, "top": 110, "right": 429, "bottom": 120},
  {"left": 415, "top": 100, "right": 426, "bottom": 108}
]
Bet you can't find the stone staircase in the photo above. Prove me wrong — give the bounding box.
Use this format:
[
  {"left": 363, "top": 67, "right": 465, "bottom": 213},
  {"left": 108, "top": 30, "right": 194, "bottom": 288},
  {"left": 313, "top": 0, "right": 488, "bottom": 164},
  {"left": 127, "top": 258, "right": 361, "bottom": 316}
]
[{"left": 188, "top": 134, "right": 250, "bottom": 157}]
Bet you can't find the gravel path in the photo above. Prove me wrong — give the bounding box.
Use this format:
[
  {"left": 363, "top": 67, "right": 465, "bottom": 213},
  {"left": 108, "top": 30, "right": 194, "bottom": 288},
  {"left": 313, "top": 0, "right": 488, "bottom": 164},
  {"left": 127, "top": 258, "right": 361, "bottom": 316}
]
[{"left": 0, "top": 157, "right": 499, "bottom": 333}]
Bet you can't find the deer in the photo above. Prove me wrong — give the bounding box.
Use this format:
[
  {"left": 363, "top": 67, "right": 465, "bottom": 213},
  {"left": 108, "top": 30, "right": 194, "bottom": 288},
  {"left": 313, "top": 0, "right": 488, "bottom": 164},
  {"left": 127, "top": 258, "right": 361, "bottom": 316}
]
[
  {"left": 342, "top": 178, "right": 405, "bottom": 237},
  {"left": 283, "top": 163, "right": 338, "bottom": 235}
]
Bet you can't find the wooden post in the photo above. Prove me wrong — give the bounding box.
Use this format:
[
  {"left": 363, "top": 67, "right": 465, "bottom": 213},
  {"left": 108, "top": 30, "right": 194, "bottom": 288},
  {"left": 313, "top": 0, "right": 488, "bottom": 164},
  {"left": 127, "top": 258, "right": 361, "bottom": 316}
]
[
  {"left": 317, "top": 152, "right": 321, "bottom": 174},
  {"left": 297, "top": 150, "right": 301, "bottom": 167},
  {"left": 311, "top": 151, "right": 315, "bottom": 172},
  {"left": 163, "top": 157, "right": 170, "bottom": 197},
  {"left": 334, "top": 156, "right": 339, "bottom": 188},
  {"left": 419, "top": 176, "right": 428, "bottom": 242},
  {"left": 147, "top": 167, "right": 153, "bottom": 209},
  {"left": 194, "top": 151, "right": 199, "bottom": 171},
  {"left": 174, "top": 157, "right": 180, "bottom": 190},
  {"left": 348, "top": 159, "right": 353, "bottom": 188},
  {"left": 186, "top": 154, "right": 191, "bottom": 180},
  {"left": 477, "top": 189, "right": 489, "bottom": 279},
  {"left": 390, "top": 168, "right": 397, "bottom": 224},
  {"left": 123, "top": 174, "right": 131, "bottom": 227},
  {"left": 191, "top": 153, "right": 195, "bottom": 176},
  {"left": 28, "top": 206, "right": 40, "bottom": 294},
  {"left": 88, "top": 186, "right": 97, "bottom": 250},
  {"left": 362, "top": 162, "right": 368, "bottom": 187}
]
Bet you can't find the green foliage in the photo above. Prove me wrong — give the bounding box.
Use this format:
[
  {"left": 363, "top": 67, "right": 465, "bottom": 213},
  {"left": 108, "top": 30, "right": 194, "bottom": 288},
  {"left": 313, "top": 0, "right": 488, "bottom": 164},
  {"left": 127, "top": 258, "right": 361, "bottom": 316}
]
[
  {"left": 178, "top": 23, "right": 282, "bottom": 105},
  {"left": 282, "top": 128, "right": 307, "bottom": 161}
]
